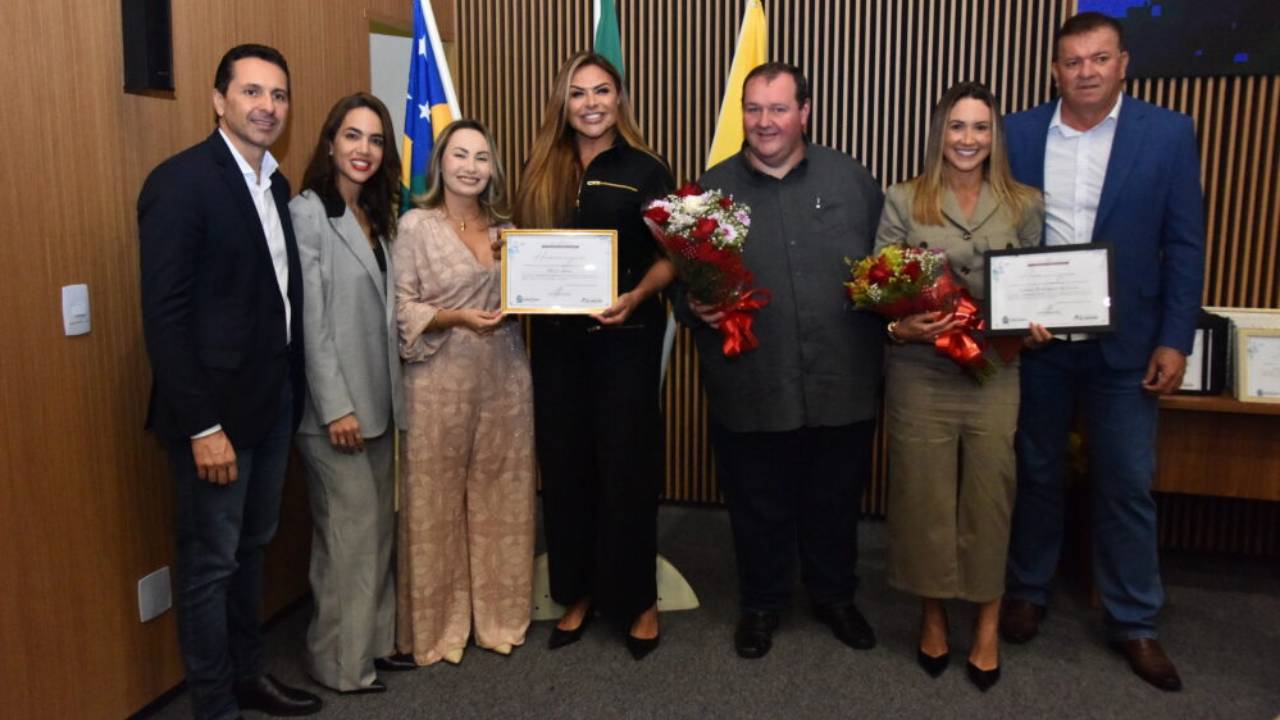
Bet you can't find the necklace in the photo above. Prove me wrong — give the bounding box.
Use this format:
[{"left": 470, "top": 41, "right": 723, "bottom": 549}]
[{"left": 445, "top": 206, "right": 485, "bottom": 233}]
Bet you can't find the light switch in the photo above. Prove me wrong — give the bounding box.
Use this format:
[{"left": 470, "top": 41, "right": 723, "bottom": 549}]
[{"left": 61, "top": 283, "right": 90, "bottom": 336}]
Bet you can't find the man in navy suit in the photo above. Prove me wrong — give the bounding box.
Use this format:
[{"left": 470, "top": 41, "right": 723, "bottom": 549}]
[
  {"left": 999, "top": 13, "right": 1204, "bottom": 692},
  {"left": 139, "top": 44, "right": 319, "bottom": 719}
]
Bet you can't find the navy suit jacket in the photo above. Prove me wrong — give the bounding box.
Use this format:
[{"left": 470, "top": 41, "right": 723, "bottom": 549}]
[
  {"left": 139, "top": 130, "right": 305, "bottom": 446},
  {"left": 1004, "top": 96, "right": 1205, "bottom": 369}
]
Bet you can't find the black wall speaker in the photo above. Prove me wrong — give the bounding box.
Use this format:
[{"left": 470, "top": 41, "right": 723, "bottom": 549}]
[{"left": 122, "top": 0, "right": 173, "bottom": 92}]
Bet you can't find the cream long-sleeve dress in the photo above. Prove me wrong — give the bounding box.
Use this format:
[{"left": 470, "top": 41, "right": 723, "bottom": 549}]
[{"left": 392, "top": 207, "right": 535, "bottom": 663}]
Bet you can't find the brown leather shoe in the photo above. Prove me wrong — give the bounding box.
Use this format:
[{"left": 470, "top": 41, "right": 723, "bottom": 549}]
[
  {"left": 998, "top": 599, "right": 1045, "bottom": 644},
  {"left": 1115, "top": 638, "right": 1183, "bottom": 692}
]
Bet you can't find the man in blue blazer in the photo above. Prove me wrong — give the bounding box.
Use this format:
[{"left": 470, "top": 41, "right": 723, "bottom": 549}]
[
  {"left": 998, "top": 13, "right": 1204, "bottom": 692},
  {"left": 139, "top": 45, "right": 319, "bottom": 719}
]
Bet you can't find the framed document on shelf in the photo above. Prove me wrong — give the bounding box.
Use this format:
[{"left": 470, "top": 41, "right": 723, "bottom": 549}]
[
  {"left": 983, "top": 243, "right": 1114, "bottom": 336},
  {"left": 1236, "top": 328, "right": 1280, "bottom": 403},
  {"left": 1177, "top": 310, "right": 1229, "bottom": 395},
  {"left": 500, "top": 229, "right": 617, "bottom": 314}
]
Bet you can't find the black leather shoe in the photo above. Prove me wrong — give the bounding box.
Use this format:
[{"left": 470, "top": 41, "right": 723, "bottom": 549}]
[
  {"left": 339, "top": 679, "right": 386, "bottom": 695},
  {"left": 917, "top": 648, "right": 950, "bottom": 678},
  {"left": 235, "top": 674, "right": 322, "bottom": 717},
  {"left": 967, "top": 661, "right": 1001, "bottom": 691},
  {"left": 734, "top": 610, "right": 780, "bottom": 659},
  {"left": 374, "top": 653, "right": 418, "bottom": 672},
  {"left": 814, "top": 602, "right": 876, "bottom": 650},
  {"left": 625, "top": 632, "right": 661, "bottom": 661},
  {"left": 548, "top": 610, "right": 593, "bottom": 649}
]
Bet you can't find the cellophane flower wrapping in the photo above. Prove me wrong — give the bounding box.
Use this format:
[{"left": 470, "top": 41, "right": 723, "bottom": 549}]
[
  {"left": 645, "top": 183, "right": 770, "bottom": 357},
  {"left": 845, "top": 244, "right": 998, "bottom": 382}
]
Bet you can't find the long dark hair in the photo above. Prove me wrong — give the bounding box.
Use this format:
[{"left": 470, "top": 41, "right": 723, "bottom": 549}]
[{"left": 300, "top": 93, "right": 402, "bottom": 240}]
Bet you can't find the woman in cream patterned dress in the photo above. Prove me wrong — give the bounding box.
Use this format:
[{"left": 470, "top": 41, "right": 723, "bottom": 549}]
[{"left": 392, "top": 119, "right": 535, "bottom": 665}]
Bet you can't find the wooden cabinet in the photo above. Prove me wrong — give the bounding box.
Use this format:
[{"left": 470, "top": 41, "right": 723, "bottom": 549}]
[{"left": 1156, "top": 395, "right": 1280, "bottom": 501}]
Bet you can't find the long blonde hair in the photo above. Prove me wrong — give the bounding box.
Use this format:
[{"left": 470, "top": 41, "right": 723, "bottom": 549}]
[
  {"left": 910, "top": 82, "right": 1037, "bottom": 226},
  {"left": 414, "top": 119, "right": 511, "bottom": 222},
  {"left": 515, "top": 51, "right": 659, "bottom": 228}
]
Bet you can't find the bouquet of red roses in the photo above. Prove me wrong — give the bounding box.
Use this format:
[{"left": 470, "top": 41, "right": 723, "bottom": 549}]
[
  {"left": 644, "top": 183, "right": 770, "bottom": 357},
  {"left": 845, "top": 245, "right": 998, "bottom": 382}
]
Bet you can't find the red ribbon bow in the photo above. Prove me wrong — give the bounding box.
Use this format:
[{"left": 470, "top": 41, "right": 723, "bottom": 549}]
[
  {"left": 718, "top": 288, "right": 772, "bottom": 358},
  {"left": 929, "top": 273, "right": 1000, "bottom": 382}
]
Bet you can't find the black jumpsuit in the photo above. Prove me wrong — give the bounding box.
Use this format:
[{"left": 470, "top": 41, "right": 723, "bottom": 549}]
[{"left": 531, "top": 139, "right": 674, "bottom": 624}]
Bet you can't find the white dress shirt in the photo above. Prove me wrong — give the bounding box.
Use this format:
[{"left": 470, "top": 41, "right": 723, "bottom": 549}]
[
  {"left": 218, "top": 128, "right": 292, "bottom": 341},
  {"left": 1043, "top": 94, "right": 1122, "bottom": 247},
  {"left": 1042, "top": 96, "right": 1122, "bottom": 342},
  {"left": 194, "top": 131, "right": 292, "bottom": 440}
]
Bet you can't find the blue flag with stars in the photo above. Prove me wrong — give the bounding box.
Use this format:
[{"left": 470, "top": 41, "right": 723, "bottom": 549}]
[{"left": 402, "top": 0, "right": 457, "bottom": 211}]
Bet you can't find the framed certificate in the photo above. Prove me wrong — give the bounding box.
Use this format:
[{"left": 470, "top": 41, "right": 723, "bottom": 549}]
[
  {"left": 1237, "top": 328, "right": 1280, "bottom": 403},
  {"left": 984, "top": 243, "right": 1114, "bottom": 336},
  {"left": 500, "top": 229, "right": 618, "bottom": 314}
]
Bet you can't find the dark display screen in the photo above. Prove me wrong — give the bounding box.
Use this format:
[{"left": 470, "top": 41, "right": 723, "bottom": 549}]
[{"left": 1078, "top": 0, "right": 1280, "bottom": 78}]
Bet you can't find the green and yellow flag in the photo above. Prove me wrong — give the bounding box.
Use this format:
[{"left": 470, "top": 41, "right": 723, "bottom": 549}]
[{"left": 707, "top": 0, "right": 767, "bottom": 169}]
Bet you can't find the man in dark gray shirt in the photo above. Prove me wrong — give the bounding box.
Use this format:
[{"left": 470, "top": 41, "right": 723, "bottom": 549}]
[{"left": 676, "top": 62, "right": 884, "bottom": 659}]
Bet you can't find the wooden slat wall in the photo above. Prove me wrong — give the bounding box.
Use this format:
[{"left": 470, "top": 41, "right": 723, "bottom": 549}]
[
  {"left": 451, "top": 0, "right": 1279, "bottom": 549},
  {"left": 1127, "top": 74, "right": 1280, "bottom": 309},
  {"left": 454, "top": 0, "right": 1071, "bottom": 509}
]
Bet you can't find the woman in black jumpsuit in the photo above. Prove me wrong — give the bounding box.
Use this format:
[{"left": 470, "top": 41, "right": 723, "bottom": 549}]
[{"left": 514, "top": 51, "right": 673, "bottom": 660}]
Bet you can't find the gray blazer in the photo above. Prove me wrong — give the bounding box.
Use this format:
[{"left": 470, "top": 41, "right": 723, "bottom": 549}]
[{"left": 290, "top": 190, "right": 404, "bottom": 437}]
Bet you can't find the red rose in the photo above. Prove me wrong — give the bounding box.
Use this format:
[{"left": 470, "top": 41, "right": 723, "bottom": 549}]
[
  {"left": 902, "top": 260, "right": 922, "bottom": 282},
  {"left": 676, "top": 182, "right": 703, "bottom": 197},
  {"left": 867, "top": 257, "right": 892, "bottom": 286},
  {"left": 644, "top": 205, "right": 671, "bottom": 225},
  {"left": 690, "top": 217, "right": 719, "bottom": 241},
  {"left": 718, "top": 196, "right": 734, "bottom": 209}
]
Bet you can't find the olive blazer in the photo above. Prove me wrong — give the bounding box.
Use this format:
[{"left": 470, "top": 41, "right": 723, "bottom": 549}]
[{"left": 873, "top": 180, "right": 1043, "bottom": 300}]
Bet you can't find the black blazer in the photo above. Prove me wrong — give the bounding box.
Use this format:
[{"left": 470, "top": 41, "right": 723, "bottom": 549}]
[{"left": 138, "top": 130, "right": 305, "bottom": 446}]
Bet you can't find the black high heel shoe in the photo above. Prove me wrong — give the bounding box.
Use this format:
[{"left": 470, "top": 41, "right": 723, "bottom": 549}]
[
  {"left": 625, "top": 632, "right": 660, "bottom": 661},
  {"left": 548, "top": 608, "right": 593, "bottom": 649},
  {"left": 916, "top": 648, "right": 950, "bottom": 678},
  {"left": 967, "top": 660, "right": 1001, "bottom": 691}
]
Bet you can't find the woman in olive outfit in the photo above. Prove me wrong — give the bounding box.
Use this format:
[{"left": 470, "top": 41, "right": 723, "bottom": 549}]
[
  {"left": 875, "top": 82, "right": 1049, "bottom": 691},
  {"left": 515, "top": 51, "right": 674, "bottom": 660}
]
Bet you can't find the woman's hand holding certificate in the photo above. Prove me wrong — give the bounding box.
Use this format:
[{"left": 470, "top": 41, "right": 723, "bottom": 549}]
[{"left": 500, "top": 229, "right": 618, "bottom": 314}]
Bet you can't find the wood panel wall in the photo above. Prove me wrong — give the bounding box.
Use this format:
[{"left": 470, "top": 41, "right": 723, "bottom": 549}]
[
  {"left": 451, "top": 1, "right": 1279, "bottom": 535},
  {"left": 0, "top": 1, "right": 414, "bottom": 717}
]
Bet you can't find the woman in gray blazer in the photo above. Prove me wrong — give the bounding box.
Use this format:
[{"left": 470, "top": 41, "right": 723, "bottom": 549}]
[
  {"left": 874, "top": 82, "right": 1049, "bottom": 691},
  {"left": 290, "top": 93, "right": 411, "bottom": 693}
]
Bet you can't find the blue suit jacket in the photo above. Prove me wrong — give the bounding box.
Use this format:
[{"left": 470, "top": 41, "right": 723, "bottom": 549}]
[
  {"left": 1004, "top": 96, "right": 1205, "bottom": 369},
  {"left": 139, "top": 131, "right": 305, "bottom": 445}
]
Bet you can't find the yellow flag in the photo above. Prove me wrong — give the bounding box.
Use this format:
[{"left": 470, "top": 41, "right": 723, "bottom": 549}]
[{"left": 706, "top": 0, "right": 767, "bottom": 169}]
